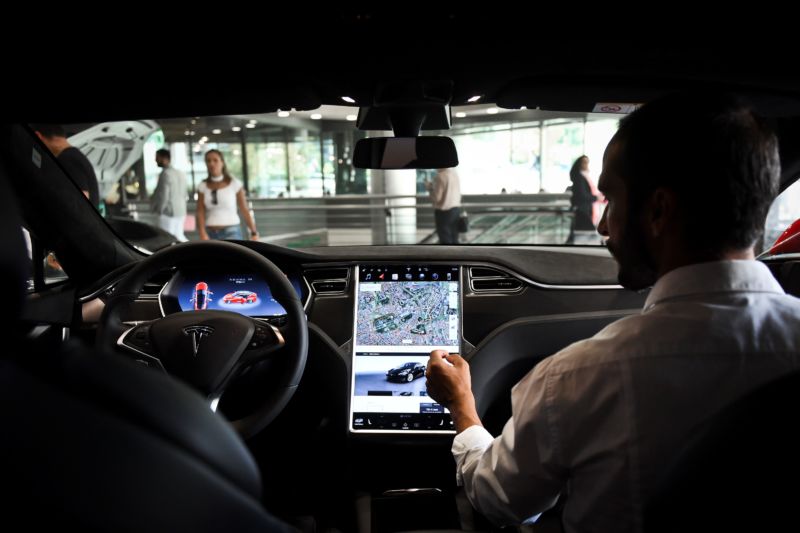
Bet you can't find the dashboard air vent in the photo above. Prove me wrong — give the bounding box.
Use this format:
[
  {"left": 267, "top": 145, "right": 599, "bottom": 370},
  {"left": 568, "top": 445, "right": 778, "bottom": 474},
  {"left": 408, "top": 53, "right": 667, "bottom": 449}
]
[
  {"left": 304, "top": 267, "right": 349, "bottom": 294},
  {"left": 312, "top": 280, "right": 347, "bottom": 293},
  {"left": 469, "top": 266, "right": 524, "bottom": 293},
  {"left": 470, "top": 267, "right": 509, "bottom": 278},
  {"left": 141, "top": 282, "right": 165, "bottom": 296},
  {"left": 472, "top": 278, "right": 523, "bottom": 292}
]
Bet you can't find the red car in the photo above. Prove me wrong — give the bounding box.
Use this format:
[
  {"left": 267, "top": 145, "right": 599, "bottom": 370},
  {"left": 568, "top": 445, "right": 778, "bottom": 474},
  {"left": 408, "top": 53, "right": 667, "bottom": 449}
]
[
  {"left": 222, "top": 290, "right": 258, "bottom": 304},
  {"left": 767, "top": 218, "right": 800, "bottom": 256},
  {"left": 190, "top": 282, "right": 212, "bottom": 310}
]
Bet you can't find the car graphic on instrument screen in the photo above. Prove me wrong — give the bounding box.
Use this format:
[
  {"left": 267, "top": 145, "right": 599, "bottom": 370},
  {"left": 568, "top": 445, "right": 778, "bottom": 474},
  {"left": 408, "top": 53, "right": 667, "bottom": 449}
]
[
  {"left": 222, "top": 290, "right": 258, "bottom": 304},
  {"left": 386, "top": 362, "right": 426, "bottom": 383},
  {"left": 190, "top": 282, "right": 212, "bottom": 310}
]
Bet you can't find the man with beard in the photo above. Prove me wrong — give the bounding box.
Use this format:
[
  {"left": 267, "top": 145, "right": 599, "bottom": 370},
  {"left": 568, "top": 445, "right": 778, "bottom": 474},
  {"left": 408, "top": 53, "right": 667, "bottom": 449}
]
[{"left": 425, "top": 92, "right": 800, "bottom": 532}]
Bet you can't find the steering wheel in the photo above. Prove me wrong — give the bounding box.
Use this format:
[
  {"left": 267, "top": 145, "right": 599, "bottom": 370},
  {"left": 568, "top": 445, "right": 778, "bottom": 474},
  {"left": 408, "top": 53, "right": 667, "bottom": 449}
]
[{"left": 97, "top": 241, "right": 308, "bottom": 438}]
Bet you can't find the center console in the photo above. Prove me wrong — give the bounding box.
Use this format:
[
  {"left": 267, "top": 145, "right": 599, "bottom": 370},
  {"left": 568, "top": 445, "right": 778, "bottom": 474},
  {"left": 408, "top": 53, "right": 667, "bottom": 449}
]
[{"left": 348, "top": 264, "right": 466, "bottom": 531}]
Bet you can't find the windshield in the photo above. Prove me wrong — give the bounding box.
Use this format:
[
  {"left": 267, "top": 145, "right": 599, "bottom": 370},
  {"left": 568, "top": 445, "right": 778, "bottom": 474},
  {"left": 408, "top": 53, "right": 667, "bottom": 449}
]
[{"left": 46, "top": 104, "right": 623, "bottom": 250}]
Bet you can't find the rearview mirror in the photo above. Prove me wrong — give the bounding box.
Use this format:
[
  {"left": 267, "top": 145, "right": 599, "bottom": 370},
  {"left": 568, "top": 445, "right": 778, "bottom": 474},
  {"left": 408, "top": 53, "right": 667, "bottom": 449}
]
[{"left": 353, "top": 137, "right": 458, "bottom": 169}]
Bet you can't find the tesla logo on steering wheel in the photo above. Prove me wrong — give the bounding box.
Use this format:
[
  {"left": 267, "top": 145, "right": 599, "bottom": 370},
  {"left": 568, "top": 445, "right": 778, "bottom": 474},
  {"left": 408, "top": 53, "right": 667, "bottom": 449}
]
[{"left": 182, "top": 325, "right": 214, "bottom": 356}]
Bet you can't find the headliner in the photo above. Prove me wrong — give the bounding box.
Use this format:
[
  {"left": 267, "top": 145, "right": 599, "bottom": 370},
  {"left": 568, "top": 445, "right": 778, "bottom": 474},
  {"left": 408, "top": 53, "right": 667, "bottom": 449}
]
[
  {"left": 9, "top": 28, "right": 800, "bottom": 122},
  {"left": 9, "top": 25, "right": 800, "bottom": 185}
]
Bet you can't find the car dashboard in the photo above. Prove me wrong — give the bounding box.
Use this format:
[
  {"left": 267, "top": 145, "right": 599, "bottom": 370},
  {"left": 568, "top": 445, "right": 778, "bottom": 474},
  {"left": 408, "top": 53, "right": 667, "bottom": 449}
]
[
  {"left": 76, "top": 242, "right": 647, "bottom": 529},
  {"left": 79, "top": 242, "right": 646, "bottom": 433}
]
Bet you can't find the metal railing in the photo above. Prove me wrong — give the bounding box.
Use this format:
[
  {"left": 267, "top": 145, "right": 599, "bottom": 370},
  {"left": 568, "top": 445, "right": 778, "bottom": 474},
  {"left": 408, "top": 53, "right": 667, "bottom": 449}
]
[{"left": 125, "top": 193, "right": 575, "bottom": 247}]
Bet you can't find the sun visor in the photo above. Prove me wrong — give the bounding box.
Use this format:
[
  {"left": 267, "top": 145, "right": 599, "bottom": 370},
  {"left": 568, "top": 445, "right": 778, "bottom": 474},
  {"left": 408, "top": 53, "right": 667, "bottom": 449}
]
[
  {"left": 496, "top": 78, "right": 800, "bottom": 118},
  {"left": 495, "top": 79, "right": 673, "bottom": 113},
  {"left": 13, "top": 84, "right": 323, "bottom": 123}
]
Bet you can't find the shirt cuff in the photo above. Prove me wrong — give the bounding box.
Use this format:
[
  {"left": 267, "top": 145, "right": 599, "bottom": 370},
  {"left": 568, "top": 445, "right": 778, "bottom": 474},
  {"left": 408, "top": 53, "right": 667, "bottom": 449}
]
[
  {"left": 452, "top": 425, "right": 494, "bottom": 486},
  {"left": 453, "top": 425, "right": 494, "bottom": 451}
]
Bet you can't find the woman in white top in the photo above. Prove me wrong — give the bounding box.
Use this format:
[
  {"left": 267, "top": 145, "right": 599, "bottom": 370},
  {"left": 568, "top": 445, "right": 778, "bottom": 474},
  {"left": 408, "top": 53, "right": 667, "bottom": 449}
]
[{"left": 196, "top": 149, "right": 259, "bottom": 241}]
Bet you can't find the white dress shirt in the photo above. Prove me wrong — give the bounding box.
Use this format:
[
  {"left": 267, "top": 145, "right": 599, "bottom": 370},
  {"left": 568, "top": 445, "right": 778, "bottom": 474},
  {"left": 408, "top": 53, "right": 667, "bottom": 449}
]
[
  {"left": 431, "top": 168, "right": 461, "bottom": 211},
  {"left": 453, "top": 260, "right": 800, "bottom": 532}
]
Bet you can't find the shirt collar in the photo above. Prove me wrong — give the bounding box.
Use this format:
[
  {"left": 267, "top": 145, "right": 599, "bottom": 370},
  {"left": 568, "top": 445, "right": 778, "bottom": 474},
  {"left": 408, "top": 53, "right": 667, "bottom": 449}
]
[{"left": 643, "top": 260, "right": 784, "bottom": 311}]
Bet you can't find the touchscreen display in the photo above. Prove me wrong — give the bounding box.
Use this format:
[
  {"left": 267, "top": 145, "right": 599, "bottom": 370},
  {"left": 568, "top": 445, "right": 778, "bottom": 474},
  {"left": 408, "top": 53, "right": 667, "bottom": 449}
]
[
  {"left": 174, "top": 274, "right": 303, "bottom": 317},
  {"left": 350, "top": 265, "right": 460, "bottom": 433}
]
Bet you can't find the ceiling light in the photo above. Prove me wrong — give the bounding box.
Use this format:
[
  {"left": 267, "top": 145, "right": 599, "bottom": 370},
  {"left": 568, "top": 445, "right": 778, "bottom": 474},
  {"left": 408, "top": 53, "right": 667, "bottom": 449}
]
[
  {"left": 341, "top": 96, "right": 356, "bottom": 103},
  {"left": 191, "top": 119, "right": 197, "bottom": 125},
  {"left": 212, "top": 129, "right": 221, "bottom": 134},
  {"left": 486, "top": 108, "right": 499, "bottom": 115},
  {"left": 245, "top": 123, "right": 256, "bottom": 129},
  {"left": 277, "top": 110, "right": 290, "bottom": 118},
  {"left": 310, "top": 113, "right": 322, "bottom": 120},
  {"left": 346, "top": 114, "right": 357, "bottom": 121},
  {"left": 184, "top": 130, "right": 191, "bottom": 136},
  {"left": 455, "top": 112, "right": 466, "bottom": 118},
  {"left": 232, "top": 126, "right": 242, "bottom": 132},
  {"left": 520, "top": 106, "right": 528, "bottom": 110},
  {"left": 467, "top": 95, "right": 482, "bottom": 103},
  {"left": 248, "top": 119, "right": 257, "bottom": 124}
]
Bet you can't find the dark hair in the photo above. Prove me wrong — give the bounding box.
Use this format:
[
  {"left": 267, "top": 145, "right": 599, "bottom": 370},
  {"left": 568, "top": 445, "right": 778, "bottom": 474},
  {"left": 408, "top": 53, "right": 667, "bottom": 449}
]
[
  {"left": 614, "top": 92, "right": 780, "bottom": 253},
  {"left": 569, "top": 155, "right": 588, "bottom": 181},
  {"left": 30, "top": 124, "right": 66, "bottom": 138},
  {"left": 570, "top": 155, "right": 587, "bottom": 171},
  {"left": 155, "top": 148, "right": 171, "bottom": 160}
]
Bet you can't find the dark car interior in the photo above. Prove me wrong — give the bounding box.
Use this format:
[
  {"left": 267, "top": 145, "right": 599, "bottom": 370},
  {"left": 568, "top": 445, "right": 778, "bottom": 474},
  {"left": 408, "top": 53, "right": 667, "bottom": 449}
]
[{"left": 4, "top": 21, "right": 800, "bottom": 532}]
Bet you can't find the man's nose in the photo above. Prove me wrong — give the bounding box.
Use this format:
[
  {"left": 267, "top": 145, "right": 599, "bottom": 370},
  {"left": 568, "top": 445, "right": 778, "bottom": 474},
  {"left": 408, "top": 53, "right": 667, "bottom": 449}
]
[{"left": 597, "top": 204, "right": 609, "bottom": 236}]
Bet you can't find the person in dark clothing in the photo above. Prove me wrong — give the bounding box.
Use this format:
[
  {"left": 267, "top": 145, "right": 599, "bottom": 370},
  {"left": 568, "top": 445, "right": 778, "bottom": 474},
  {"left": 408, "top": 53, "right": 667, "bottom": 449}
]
[
  {"left": 32, "top": 124, "right": 100, "bottom": 210},
  {"left": 567, "top": 155, "right": 596, "bottom": 243}
]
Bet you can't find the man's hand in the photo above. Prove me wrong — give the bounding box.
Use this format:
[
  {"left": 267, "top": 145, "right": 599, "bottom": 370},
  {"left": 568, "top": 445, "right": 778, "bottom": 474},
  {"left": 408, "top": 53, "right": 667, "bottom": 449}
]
[
  {"left": 426, "top": 349, "right": 482, "bottom": 433},
  {"left": 426, "top": 349, "right": 471, "bottom": 406}
]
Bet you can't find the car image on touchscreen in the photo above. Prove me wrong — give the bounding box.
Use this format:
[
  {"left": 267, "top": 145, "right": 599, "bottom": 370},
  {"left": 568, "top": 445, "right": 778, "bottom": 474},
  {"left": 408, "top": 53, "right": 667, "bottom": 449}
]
[{"left": 386, "top": 362, "right": 426, "bottom": 383}]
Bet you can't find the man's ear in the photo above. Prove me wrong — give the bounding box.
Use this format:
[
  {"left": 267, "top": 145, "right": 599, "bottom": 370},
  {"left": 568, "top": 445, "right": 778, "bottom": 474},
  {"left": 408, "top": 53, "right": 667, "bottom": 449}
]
[{"left": 647, "top": 187, "right": 677, "bottom": 238}]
